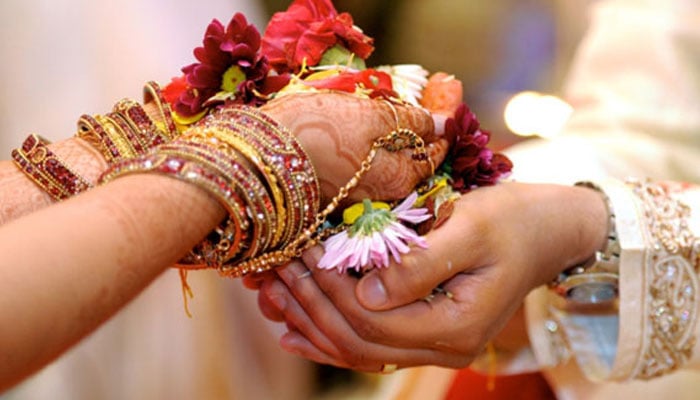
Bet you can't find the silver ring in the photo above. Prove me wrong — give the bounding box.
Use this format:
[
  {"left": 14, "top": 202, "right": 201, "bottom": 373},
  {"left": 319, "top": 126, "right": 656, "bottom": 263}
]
[{"left": 296, "top": 270, "right": 312, "bottom": 280}]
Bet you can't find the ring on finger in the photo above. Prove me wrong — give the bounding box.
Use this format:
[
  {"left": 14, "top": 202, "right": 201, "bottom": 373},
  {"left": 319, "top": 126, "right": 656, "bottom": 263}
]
[
  {"left": 296, "top": 270, "right": 312, "bottom": 280},
  {"left": 380, "top": 363, "right": 398, "bottom": 374}
]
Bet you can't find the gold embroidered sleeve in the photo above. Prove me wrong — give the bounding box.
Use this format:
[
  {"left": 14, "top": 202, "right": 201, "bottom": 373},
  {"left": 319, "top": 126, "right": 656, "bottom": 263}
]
[{"left": 615, "top": 179, "right": 700, "bottom": 380}]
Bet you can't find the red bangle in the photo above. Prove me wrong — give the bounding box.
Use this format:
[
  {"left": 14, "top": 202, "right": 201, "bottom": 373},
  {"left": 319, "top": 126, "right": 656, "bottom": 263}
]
[{"left": 11, "top": 134, "right": 93, "bottom": 201}]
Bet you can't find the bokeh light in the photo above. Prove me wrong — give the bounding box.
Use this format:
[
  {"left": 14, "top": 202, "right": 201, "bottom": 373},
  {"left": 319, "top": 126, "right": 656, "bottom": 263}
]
[{"left": 504, "top": 91, "right": 573, "bottom": 138}]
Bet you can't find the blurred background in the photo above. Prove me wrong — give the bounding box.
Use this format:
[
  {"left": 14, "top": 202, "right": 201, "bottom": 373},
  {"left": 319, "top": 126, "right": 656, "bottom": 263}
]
[{"left": 0, "top": 0, "right": 594, "bottom": 154}]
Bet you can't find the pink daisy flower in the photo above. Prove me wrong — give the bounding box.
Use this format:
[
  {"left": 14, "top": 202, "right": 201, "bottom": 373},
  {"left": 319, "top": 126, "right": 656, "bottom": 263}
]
[{"left": 318, "top": 192, "right": 430, "bottom": 273}]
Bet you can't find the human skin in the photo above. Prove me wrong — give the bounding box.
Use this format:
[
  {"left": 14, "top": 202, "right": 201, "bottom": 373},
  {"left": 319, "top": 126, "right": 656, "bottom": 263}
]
[
  {"left": 250, "top": 182, "right": 609, "bottom": 371},
  {"left": 0, "top": 92, "right": 447, "bottom": 392}
]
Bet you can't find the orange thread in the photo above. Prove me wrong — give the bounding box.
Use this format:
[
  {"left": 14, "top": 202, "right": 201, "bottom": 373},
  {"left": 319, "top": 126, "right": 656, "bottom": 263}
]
[
  {"left": 487, "top": 341, "right": 497, "bottom": 391},
  {"left": 179, "top": 269, "right": 194, "bottom": 318}
]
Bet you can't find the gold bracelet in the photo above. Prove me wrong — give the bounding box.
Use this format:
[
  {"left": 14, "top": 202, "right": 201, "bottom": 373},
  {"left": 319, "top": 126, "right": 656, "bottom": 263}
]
[{"left": 143, "top": 81, "right": 179, "bottom": 140}]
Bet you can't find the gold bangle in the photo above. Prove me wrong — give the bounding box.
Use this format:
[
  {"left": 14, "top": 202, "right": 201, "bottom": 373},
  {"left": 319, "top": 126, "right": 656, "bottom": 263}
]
[
  {"left": 158, "top": 138, "right": 276, "bottom": 261},
  {"left": 94, "top": 114, "right": 138, "bottom": 159},
  {"left": 201, "top": 126, "right": 287, "bottom": 248},
  {"left": 143, "top": 81, "right": 179, "bottom": 140},
  {"left": 100, "top": 149, "right": 251, "bottom": 268},
  {"left": 77, "top": 114, "right": 122, "bottom": 163}
]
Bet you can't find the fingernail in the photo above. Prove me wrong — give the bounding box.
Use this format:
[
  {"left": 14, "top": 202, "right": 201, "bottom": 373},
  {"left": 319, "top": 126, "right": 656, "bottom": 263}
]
[
  {"left": 432, "top": 114, "right": 447, "bottom": 136},
  {"left": 302, "top": 245, "right": 324, "bottom": 267},
  {"left": 359, "top": 274, "right": 388, "bottom": 308},
  {"left": 269, "top": 294, "right": 287, "bottom": 312}
]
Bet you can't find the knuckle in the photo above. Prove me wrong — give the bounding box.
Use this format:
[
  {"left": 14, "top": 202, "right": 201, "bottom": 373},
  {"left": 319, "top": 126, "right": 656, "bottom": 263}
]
[
  {"left": 336, "top": 343, "right": 369, "bottom": 366},
  {"left": 351, "top": 320, "right": 386, "bottom": 343}
]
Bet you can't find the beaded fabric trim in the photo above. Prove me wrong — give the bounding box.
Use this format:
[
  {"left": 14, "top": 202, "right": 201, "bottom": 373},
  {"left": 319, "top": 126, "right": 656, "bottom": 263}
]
[{"left": 630, "top": 179, "right": 700, "bottom": 379}]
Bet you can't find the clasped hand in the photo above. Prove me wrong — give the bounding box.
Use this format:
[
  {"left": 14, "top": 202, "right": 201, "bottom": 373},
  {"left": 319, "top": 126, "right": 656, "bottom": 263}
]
[{"left": 245, "top": 183, "right": 609, "bottom": 372}]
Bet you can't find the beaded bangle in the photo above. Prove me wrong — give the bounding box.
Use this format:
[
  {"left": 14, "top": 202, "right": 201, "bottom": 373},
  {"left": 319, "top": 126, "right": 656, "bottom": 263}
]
[
  {"left": 100, "top": 149, "right": 252, "bottom": 268},
  {"left": 77, "top": 114, "right": 124, "bottom": 163},
  {"left": 215, "top": 106, "right": 320, "bottom": 244},
  {"left": 158, "top": 138, "right": 277, "bottom": 260},
  {"left": 76, "top": 82, "right": 178, "bottom": 166},
  {"left": 11, "top": 134, "right": 93, "bottom": 201},
  {"left": 112, "top": 98, "right": 170, "bottom": 148},
  {"left": 100, "top": 103, "right": 430, "bottom": 277},
  {"left": 143, "top": 81, "right": 179, "bottom": 139},
  {"left": 182, "top": 129, "right": 282, "bottom": 253},
  {"left": 96, "top": 114, "right": 140, "bottom": 159},
  {"left": 550, "top": 182, "right": 620, "bottom": 304},
  {"left": 197, "top": 123, "right": 288, "bottom": 247}
]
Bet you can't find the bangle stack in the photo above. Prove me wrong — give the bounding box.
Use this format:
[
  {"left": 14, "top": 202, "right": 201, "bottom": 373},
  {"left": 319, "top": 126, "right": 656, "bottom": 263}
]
[
  {"left": 11, "top": 82, "right": 180, "bottom": 202},
  {"left": 100, "top": 103, "right": 430, "bottom": 276},
  {"left": 100, "top": 105, "right": 321, "bottom": 273},
  {"left": 77, "top": 82, "right": 177, "bottom": 164}
]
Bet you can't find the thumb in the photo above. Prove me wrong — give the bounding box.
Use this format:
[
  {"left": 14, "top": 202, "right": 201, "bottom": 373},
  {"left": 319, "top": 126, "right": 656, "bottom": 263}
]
[{"left": 355, "top": 195, "right": 486, "bottom": 310}]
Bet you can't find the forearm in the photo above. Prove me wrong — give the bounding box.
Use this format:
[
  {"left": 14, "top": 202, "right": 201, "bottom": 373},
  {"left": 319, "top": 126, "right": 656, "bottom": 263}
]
[
  {"left": 0, "top": 99, "right": 166, "bottom": 225},
  {"left": 0, "top": 174, "right": 224, "bottom": 391},
  {"left": 0, "top": 138, "right": 106, "bottom": 224}
]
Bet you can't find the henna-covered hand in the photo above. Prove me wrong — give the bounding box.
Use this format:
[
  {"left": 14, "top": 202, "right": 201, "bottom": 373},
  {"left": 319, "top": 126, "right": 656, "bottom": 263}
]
[{"left": 261, "top": 92, "right": 449, "bottom": 203}]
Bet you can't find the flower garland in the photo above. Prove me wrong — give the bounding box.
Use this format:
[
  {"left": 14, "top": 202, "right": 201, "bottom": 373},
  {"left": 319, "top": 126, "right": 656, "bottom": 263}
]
[{"left": 162, "top": 0, "right": 512, "bottom": 273}]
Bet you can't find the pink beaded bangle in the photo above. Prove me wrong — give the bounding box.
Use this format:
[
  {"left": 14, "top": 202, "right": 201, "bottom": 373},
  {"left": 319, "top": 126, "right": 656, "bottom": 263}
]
[
  {"left": 11, "top": 134, "right": 93, "bottom": 201},
  {"left": 100, "top": 148, "right": 252, "bottom": 268}
]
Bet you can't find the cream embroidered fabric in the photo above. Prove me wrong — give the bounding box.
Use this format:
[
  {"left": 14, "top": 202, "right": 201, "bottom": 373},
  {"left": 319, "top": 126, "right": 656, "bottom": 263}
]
[{"left": 526, "top": 179, "right": 700, "bottom": 382}]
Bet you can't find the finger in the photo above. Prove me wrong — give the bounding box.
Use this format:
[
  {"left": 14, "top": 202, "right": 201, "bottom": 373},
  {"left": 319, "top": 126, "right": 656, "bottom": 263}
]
[
  {"left": 242, "top": 270, "right": 276, "bottom": 290},
  {"left": 356, "top": 140, "right": 447, "bottom": 201},
  {"left": 271, "top": 263, "right": 346, "bottom": 359},
  {"left": 257, "top": 277, "right": 287, "bottom": 322},
  {"left": 301, "top": 247, "right": 493, "bottom": 352},
  {"left": 292, "top": 248, "right": 478, "bottom": 349},
  {"left": 280, "top": 327, "right": 470, "bottom": 372},
  {"left": 350, "top": 195, "right": 491, "bottom": 311},
  {"left": 432, "top": 113, "right": 447, "bottom": 136},
  {"left": 279, "top": 330, "right": 349, "bottom": 369},
  {"left": 393, "top": 101, "right": 438, "bottom": 143},
  {"left": 424, "top": 137, "right": 449, "bottom": 176},
  {"left": 276, "top": 259, "right": 472, "bottom": 370}
]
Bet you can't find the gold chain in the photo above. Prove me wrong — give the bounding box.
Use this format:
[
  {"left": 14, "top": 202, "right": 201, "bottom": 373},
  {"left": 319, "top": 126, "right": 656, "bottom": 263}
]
[{"left": 219, "top": 127, "right": 429, "bottom": 277}]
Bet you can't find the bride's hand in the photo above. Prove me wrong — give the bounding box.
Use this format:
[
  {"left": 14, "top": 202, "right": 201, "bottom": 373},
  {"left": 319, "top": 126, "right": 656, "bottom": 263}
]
[{"left": 261, "top": 92, "right": 449, "bottom": 203}]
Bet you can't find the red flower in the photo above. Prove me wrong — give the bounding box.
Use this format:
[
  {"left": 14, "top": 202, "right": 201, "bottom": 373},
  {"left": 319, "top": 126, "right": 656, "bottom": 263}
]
[
  {"left": 166, "top": 13, "right": 270, "bottom": 116},
  {"left": 261, "top": 0, "right": 375, "bottom": 74},
  {"left": 445, "top": 104, "right": 513, "bottom": 192},
  {"left": 302, "top": 68, "right": 395, "bottom": 97},
  {"left": 162, "top": 75, "right": 188, "bottom": 105}
]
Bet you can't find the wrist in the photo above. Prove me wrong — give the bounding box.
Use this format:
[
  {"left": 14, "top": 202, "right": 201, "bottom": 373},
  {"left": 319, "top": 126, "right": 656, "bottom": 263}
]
[
  {"left": 568, "top": 184, "right": 611, "bottom": 268},
  {"left": 550, "top": 182, "right": 619, "bottom": 304},
  {"left": 50, "top": 137, "right": 108, "bottom": 183}
]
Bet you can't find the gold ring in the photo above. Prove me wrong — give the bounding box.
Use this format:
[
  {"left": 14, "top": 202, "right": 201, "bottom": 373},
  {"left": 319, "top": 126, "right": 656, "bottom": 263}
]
[{"left": 381, "top": 363, "right": 398, "bottom": 374}]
